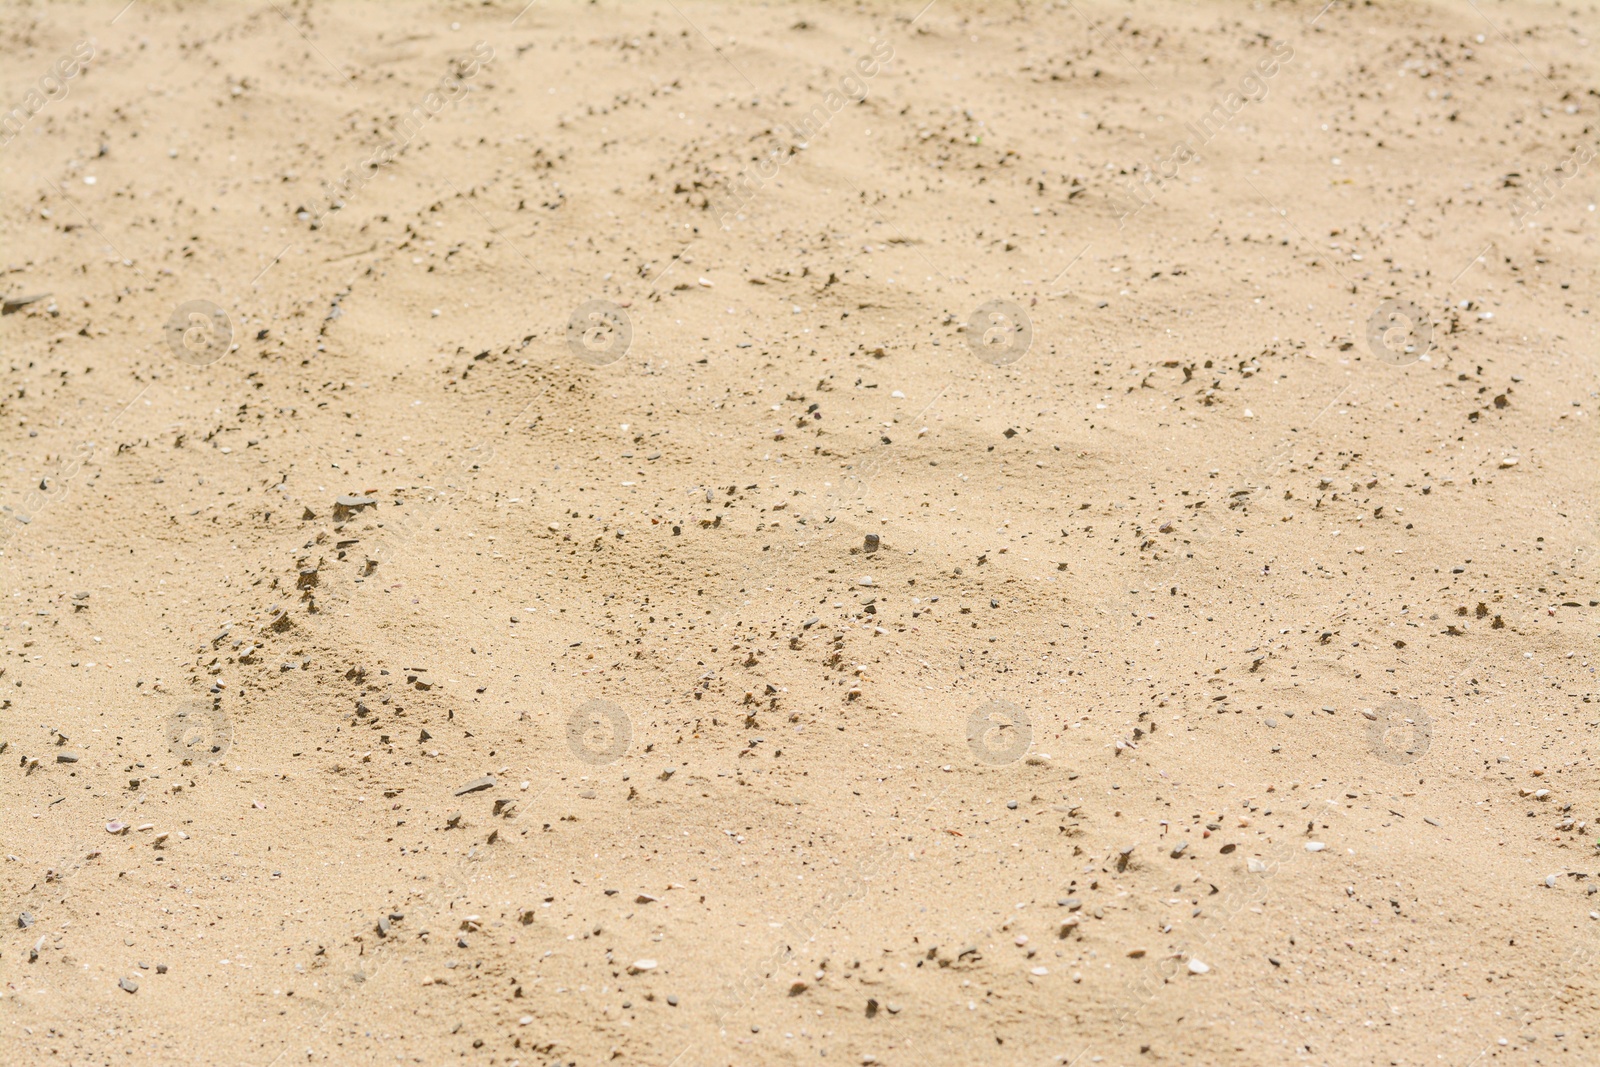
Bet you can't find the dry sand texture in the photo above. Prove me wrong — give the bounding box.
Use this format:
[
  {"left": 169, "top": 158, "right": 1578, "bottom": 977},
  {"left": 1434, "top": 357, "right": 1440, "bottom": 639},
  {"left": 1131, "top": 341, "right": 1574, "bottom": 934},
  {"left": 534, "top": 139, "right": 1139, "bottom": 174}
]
[{"left": 2, "top": 0, "right": 1598, "bottom": 1064}]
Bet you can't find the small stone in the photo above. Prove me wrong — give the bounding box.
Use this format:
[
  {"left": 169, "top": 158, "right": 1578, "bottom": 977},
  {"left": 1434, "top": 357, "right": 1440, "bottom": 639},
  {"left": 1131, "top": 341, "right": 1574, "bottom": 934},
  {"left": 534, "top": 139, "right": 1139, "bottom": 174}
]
[
  {"left": 454, "top": 775, "right": 495, "bottom": 796},
  {"left": 666, "top": 994, "right": 679, "bottom": 1006},
  {"left": 156, "top": 964, "right": 167, "bottom": 974},
  {"left": 18, "top": 911, "right": 34, "bottom": 928},
  {"left": 119, "top": 977, "right": 139, "bottom": 994},
  {"left": 1006, "top": 800, "right": 1018, "bottom": 810},
  {"left": 55, "top": 753, "right": 79, "bottom": 763},
  {"left": 334, "top": 494, "right": 377, "bottom": 516},
  {"left": 628, "top": 959, "right": 657, "bottom": 974},
  {"left": 1188, "top": 958, "right": 1210, "bottom": 975},
  {"left": 1306, "top": 842, "right": 1327, "bottom": 852},
  {"left": 1058, "top": 898, "right": 1082, "bottom": 910},
  {"left": 1126, "top": 948, "right": 1146, "bottom": 958},
  {"left": 636, "top": 894, "right": 659, "bottom": 904},
  {"left": 788, "top": 980, "right": 809, "bottom": 995},
  {"left": 1170, "top": 841, "right": 1188, "bottom": 858}
]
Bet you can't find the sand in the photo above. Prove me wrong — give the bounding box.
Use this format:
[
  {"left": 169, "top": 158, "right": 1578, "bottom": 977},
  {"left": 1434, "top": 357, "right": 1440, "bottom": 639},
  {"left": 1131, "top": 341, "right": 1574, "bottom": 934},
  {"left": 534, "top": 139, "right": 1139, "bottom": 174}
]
[{"left": 2, "top": 1, "right": 1597, "bottom": 1064}]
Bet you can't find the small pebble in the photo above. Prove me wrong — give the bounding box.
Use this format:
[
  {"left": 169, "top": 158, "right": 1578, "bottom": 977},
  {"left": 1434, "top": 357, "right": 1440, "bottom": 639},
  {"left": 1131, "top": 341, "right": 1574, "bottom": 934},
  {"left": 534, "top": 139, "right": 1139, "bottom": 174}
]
[{"left": 454, "top": 775, "right": 496, "bottom": 796}]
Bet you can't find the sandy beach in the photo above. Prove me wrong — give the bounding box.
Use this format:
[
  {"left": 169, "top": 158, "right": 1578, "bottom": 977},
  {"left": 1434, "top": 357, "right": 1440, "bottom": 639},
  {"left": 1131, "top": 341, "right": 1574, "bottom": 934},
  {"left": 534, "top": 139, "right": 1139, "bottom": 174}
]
[{"left": 2, "top": 1, "right": 1597, "bottom": 1064}]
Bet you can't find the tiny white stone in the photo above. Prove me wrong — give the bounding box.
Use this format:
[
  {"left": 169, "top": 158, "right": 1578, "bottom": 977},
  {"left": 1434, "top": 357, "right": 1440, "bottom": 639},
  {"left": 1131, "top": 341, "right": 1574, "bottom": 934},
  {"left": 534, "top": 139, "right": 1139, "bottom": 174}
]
[
  {"left": 1305, "top": 842, "right": 1327, "bottom": 852},
  {"left": 1188, "top": 958, "right": 1210, "bottom": 974}
]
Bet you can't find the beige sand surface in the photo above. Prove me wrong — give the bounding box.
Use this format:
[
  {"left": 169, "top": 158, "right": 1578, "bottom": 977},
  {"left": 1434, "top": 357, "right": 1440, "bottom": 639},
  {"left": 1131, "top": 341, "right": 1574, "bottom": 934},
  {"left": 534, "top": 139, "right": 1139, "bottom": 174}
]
[{"left": 2, "top": 1, "right": 1597, "bottom": 1064}]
